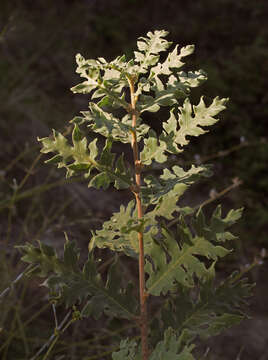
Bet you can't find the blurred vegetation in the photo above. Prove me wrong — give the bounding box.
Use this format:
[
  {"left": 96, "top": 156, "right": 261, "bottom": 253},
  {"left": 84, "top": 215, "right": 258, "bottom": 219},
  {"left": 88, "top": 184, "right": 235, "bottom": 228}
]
[{"left": 0, "top": 0, "right": 267, "bottom": 359}]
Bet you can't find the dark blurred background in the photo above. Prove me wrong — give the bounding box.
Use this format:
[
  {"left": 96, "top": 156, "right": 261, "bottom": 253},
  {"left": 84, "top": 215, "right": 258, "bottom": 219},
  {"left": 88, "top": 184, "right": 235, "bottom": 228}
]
[{"left": 0, "top": 1, "right": 268, "bottom": 359}]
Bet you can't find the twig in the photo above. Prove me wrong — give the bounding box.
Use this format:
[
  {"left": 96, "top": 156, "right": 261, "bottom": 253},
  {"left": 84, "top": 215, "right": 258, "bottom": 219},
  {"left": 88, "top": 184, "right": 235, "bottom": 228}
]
[
  {"left": 30, "top": 311, "right": 72, "bottom": 360},
  {"left": 52, "top": 303, "right": 58, "bottom": 329},
  {"left": 0, "top": 264, "right": 36, "bottom": 301},
  {"left": 144, "top": 137, "right": 267, "bottom": 173},
  {"left": 167, "top": 178, "right": 243, "bottom": 228},
  {"left": 0, "top": 177, "right": 84, "bottom": 211}
]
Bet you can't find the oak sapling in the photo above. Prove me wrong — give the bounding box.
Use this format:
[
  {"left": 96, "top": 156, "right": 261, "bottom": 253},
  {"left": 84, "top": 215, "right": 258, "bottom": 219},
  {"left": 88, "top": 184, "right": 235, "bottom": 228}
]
[{"left": 18, "top": 30, "right": 252, "bottom": 359}]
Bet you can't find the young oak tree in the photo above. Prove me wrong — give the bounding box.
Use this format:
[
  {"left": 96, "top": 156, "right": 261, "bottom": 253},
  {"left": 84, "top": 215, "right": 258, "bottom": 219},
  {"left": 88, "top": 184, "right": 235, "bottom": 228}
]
[{"left": 18, "top": 30, "right": 252, "bottom": 359}]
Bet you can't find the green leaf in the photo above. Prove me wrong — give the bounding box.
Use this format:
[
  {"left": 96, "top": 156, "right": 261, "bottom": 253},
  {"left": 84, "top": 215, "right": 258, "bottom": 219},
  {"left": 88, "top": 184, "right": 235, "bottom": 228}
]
[
  {"left": 142, "top": 164, "right": 212, "bottom": 205},
  {"left": 89, "top": 172, "right": 111, "bottom": 190},
  {"left": 88, "top": 138, "right": 132, "bottom": 190},
  {"left": 149, "top": 328, "right": 195, "bottom": 360},
  {"left": 38, "top": 127, "right": 98, "bottom": 177},
  {"left": 16, "top": 241, "right": 61, "bottom": 278},
  {"left": 112, "top": 339, "right": 138, "bottom": 360},
  {"left": 72, "top": 123, "right": 84, "bottom": 142},
  {"left": 162, "top": 96, "right": 228, "bottom": 152},
  {"left": 114, "top": 154, "right": 131, "bottom": 189},
  {"left": 137, "top": 74, "right": 188, "bottom": 114},
  {"left": 193, "top": 206, "right": 243, "bottom": 242},
  {"left": 135, "top": 30, "right": 172, "bottom": 72},
  {"left": 135, "top": 45, "right": 205, "bottom": 114},
  {"left": 156, "top": 45, "right": 185, "bottom": 75},
  {"left": 145, "top": 205, "right": 241, "bottom": 296},
  {"left": 146, "top": 228, "right": 216, "bottom": 296},
  {"left": 63, "top": 235, "right": 80, "bottom": 273},
  {"left": 112, "top": 328, "right": 195, "bottom": 360},
  {"left": 161, "top": 270, "right": 253, "bottom": 343},
  {"left": 38, "top": 128, "right": 132, "bottom": 190},
  {"left": 71, "top": 80, "right": 98, "bottom": 94},
  {"left": 39, "top": 130, "right": 72, "bottom": 159},
  {"left": 18, "top": 240, "right": 137, "bottom": 318},
  {"left": 140, "top": 129, "right": 167, "bottom": 165},
  {"left": 90, "top": 200, "right": 148, "bottom": 256},
  {"left": 152, "top": 44, "right": 195, "bottom": 76},
  {"left": 100, "top": 137, "right": 115, "bottom": 166},
  {"left": 178, "top": 70, "right": 207, "bottom": 88},
  {"left": 81, "top": 256, "right": 138, "bottom": 320},
  {"left": 73, "top": 53, "right": 103, "bottom": 80},
  {"left": 136, "top": 165, "right": 211, "bottom": 255},
  {"left": 72, "top": 53, "right": 130, "bottom": 110},
  {"left": 83, "top": 103, "right": 133, "bottom": 143}
]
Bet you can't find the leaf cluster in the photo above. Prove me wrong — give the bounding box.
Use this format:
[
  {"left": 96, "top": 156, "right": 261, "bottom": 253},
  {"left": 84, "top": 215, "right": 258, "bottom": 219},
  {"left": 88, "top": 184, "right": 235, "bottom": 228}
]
[{"left": 19, "top": 30, "right": 253, "bottom": 359}]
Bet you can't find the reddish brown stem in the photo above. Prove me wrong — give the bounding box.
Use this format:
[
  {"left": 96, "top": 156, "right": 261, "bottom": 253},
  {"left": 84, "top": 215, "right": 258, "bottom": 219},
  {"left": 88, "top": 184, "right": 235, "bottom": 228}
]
[{"left": 128, "top": 76, "right": 149, "bottom": 360}]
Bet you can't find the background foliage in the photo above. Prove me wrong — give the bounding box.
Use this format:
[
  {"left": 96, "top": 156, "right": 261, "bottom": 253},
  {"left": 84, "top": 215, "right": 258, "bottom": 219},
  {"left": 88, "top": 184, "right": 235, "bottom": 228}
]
[{"left": 0, "top": 1, "right": 267, "bottom": 359}]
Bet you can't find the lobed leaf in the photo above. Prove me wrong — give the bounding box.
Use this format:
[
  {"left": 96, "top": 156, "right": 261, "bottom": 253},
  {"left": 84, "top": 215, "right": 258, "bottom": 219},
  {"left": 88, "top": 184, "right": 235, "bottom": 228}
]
[
  {"left": 142, "top": 164, "right": 212, "bottom": 204},
  {"left": 135, "top": 30, "right": 172, "bottom": 73},
  {"left": 76, "top": 103, "right": 149, "bottom": 144},
  {"left": 72, "top": 53, "right": 130, "bottom": 110},
  {"left": 91, "top": 164, "right": 212, "bottom": 257},
  {"left": 137, "top": 74, "right": 188, "bottom": 114},
  {"left": 81, "top": 256, "right": 138, "bottom": 320},
  {"left": 89, "top": 200, "right": 148, "bottom": 257},
  {"left": 83, "top": 103, "right": 133, "bottom": 143},
  {"left": 145, "top": 206, "right": 241, "bottom": 296},
  {"left": 161, "top": 96, "right": 228, "bottom": 153},
  {"left": 38, "top": 127, "right": 132, "bottom": 190},
  {"left": 140, "top": 129, "right": 168, "bottom": 165},
  {"left": 112, "top": 339, "right": 139, "bottom": 360},
  {"left": 17, "top": 240, "right": 137, "bottom": 319},
  {"left": 152, "top": 44, "right": 195, "bottom": 76},
  {"left": 177, "top": 70, "right": 207, "bottom": 88},
  {"left": 160, "top": 269, "right": 253, "bottom": 343},
  {"left": 193, "top": 205, "right": 243, "bottom": 242},
  {"left": 111, "top": 328, "right": 195, "bottom": 360},
  {"left": 149, "top": 328, "right": 195, "bottom": 360},
  {"left": 16, "top": 241, "right": 61, "bottom": 278}
]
